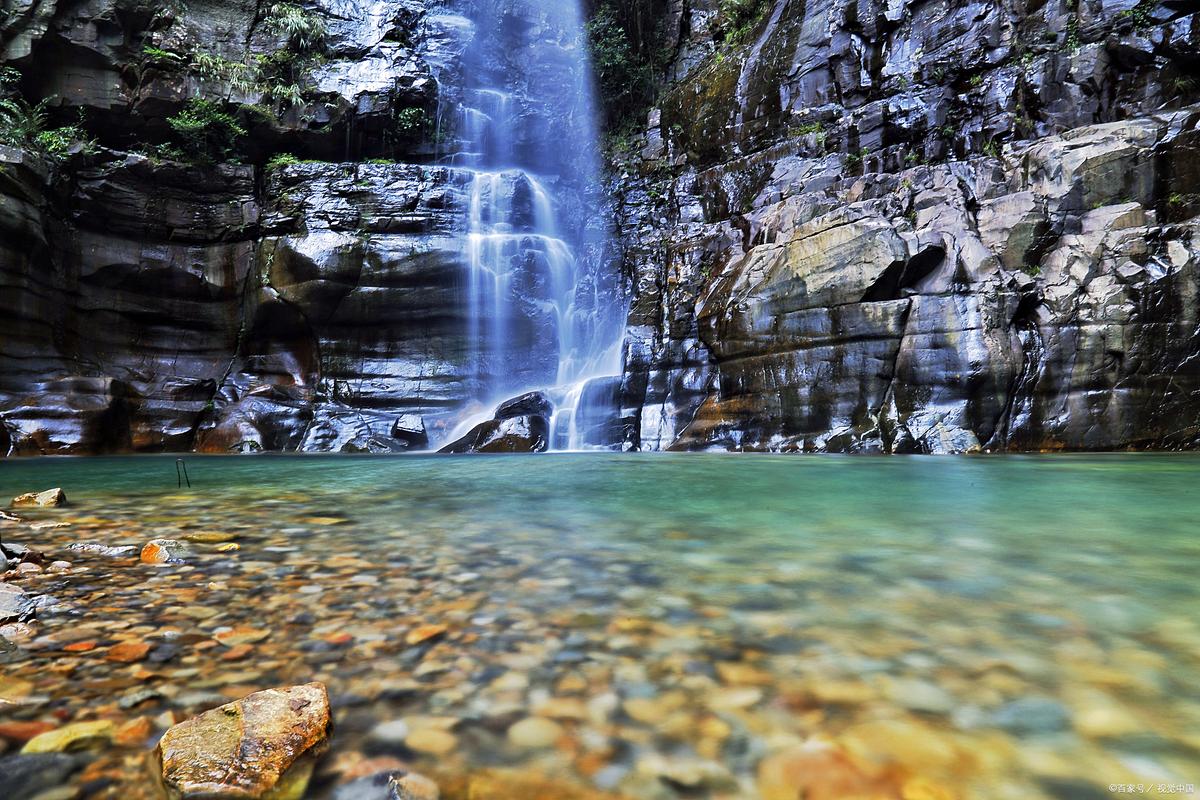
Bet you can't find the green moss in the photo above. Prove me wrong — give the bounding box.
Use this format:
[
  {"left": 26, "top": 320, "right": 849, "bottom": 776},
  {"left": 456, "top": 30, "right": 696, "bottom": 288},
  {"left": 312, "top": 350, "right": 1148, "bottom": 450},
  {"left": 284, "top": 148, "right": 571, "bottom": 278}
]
[{"left": 659, "top": 54, "right": 742, "bottom": 166}]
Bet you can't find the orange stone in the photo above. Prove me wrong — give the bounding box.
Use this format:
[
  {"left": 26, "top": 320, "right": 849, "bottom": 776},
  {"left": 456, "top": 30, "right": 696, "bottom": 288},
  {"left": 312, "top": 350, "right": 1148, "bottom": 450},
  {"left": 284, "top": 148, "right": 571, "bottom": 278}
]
[
  {"left": 221, "top": 644, "right": 254, "bottom": 662},
  {"left": 115, "top": 716, "right": 153, "bottom": 747},
  {"left": 405, "top": 624, "right": 448, "bottom": 646},
  {"left": 214, "top": 626, "right": 270, "bottom": 646},
  {"left": 467, "top": 769, "right": 621, "bottom": 800},
  {"left": 105, "top": 642, "right": 151, "bottom": 663},
  {"left": 0, "top": 720, "right": 57, "bottom": 742},
  {"left": 64, "top": 641, "right": 98, "bottom": 653},
  {"left": 757, "top": 739, "right": 894, "bottom": 800},
  {"left": 339, "top": 755, "right": 409, "bottom": 781}
]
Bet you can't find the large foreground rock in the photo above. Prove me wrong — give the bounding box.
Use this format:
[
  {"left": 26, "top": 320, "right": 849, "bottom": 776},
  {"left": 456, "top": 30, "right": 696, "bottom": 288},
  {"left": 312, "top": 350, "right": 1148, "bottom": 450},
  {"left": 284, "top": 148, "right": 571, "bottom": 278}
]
[{"left": 157, "top": 683, "right": 330, "bottom": 799}]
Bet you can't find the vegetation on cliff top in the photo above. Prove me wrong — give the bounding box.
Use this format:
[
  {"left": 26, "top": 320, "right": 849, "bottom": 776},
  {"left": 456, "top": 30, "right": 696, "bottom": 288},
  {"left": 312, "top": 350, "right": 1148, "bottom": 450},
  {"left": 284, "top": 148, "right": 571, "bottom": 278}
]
[{"left": 585, "top": 0, "right": 771, "bottom": 143}]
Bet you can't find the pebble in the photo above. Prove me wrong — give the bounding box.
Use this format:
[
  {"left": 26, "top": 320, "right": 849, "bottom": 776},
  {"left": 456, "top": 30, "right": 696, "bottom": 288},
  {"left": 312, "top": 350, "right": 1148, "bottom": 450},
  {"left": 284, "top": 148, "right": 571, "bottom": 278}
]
[
  {"left": 105, "top": 641, "right": 151, "bottom": 663},
  {"left": 992, "top": 697, "right": 1072, "bottom": 735},
  {"left": 0, "top": 584, "right": 33, "bottom": 622},
  {"left": 158, "top": 683, "right": 329, "bottom": 797},
  {"left": 885, "top": 677, "right": 957, "bottom": 714},
  {"left": 404, "top": 728, "right": 458, "bottom": 756},
  {"left": 140, "top": 539, "right": 192, "bottom": 565},
  {"left": 507, "top": 717, "right": 563, "bottom": 749},
  {"left": 0, "top": 721, "right": 57, "bottom": 743},
  {"left": 22, "top": 720, "right": 115, "bottom": 754},
  {"left": 66, "top": 543, "right": 138, "bottom": 558},
  {"left": 367, "top": 719, "right": 410, "bottom": 745},
  {"left": 0, "top": 753, "right": 80, "bottom": 798},
  {"left": 405, "top": 624, "right": 448, "bottom": 646}
]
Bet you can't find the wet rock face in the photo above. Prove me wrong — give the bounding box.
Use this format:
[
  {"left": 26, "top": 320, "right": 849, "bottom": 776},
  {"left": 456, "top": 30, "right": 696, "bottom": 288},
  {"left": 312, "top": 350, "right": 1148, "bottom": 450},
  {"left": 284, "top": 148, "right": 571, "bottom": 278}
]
[
  {"left": 0, "top": 0, "right": 611, "bottom": 456},
  {"left": 2, "top": 0, "right": 1199, "bottom": 455},
  {"left": 439, "top": 391, "right": 553, "bottom": 453},
  {"left": 614, "top": 0, "right": 1200, "bottom": 453}
]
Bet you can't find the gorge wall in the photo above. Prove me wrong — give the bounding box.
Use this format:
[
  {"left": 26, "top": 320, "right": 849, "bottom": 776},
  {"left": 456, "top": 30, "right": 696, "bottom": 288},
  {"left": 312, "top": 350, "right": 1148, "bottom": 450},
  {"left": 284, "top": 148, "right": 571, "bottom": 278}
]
[
  {"left": 1, "top": 0, "right": 1199, "bottom": 455},
  {"left": 614, "top": 0, "right": 1200, "bottom": 452}
]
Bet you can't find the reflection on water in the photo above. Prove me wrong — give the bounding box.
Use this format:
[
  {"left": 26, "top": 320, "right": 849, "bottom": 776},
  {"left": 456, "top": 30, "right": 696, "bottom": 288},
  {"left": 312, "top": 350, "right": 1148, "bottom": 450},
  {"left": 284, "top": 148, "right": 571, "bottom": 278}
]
[{"left": 0, "top": 454, "right": 1198, "bottom": 799}]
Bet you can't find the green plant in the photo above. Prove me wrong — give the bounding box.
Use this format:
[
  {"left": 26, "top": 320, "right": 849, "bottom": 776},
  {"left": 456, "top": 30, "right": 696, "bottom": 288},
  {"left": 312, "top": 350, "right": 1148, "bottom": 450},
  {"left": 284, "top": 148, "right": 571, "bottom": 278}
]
[
  {"left": 1116, "top": 0, "right": 1156, "bottom": 31},
  {"left": 0, "top": 98, "right": 95, "bottom": 162},
  {"left": 1167, "top": 74, "right": 1197, "bottom": 99},
  {"left": 395, "top": 107, "right": 431, "bottom": 139},
  {"left": 587, "top": 4, "right": 658, "bottom": 129},
  {"left": 265, "top": 3, "right": 327, "bottom": 50},
  {"left": 969, "top": 74, "right": 983, "bottom": 88},
  {"left": 1064, "top": 18, "right": 1082, "bottom": 51},
  {"left": 142, "top": 45, "right": 186, "bottom": 69},
  {"left": 0, "top": 98, "right": 46, "bottom": 144},
  {"left": 266, "top": 152, "right": 301, "bottom": 170},
  {"left": 167, "top": 97, "right": 246, "bottom": 163},
  {"left": 716, "top": 0, "right": 771, "bottom": 47},
  {"left": 0, "top": 66, "right": 21, "bottom": 91}
]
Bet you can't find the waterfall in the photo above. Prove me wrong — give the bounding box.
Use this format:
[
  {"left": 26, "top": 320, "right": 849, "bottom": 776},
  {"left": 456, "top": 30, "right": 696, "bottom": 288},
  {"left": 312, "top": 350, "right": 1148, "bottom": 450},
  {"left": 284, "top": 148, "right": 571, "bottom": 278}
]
[{"left": 441, "top": 0, "right": 626, "bottom": 450}]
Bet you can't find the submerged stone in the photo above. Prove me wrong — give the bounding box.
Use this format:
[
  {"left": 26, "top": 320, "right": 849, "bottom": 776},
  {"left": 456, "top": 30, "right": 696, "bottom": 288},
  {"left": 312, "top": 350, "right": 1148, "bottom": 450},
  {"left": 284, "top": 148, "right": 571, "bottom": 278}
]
[
  {"left": 141, "top": 539, "right": 193, "bottom": 564},
  {"left": 992, "top": 697, "right": 1072, "bottom": 735},
  {"left": 0, "top": 583, "right": 33, "bottom": 623},
  {"left": 0, "top": 753, "right": 81, "bottom": 800},
  {"left": 21, "top": 720, "right": 115, "bottom": 754}
]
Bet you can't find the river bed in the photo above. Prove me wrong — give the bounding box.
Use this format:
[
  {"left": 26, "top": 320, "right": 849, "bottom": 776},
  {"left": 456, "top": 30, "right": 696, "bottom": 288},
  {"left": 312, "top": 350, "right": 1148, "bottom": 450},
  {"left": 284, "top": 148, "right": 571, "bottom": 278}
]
[{"left": 1, "top": 454, "right": 1198, "bottom": 799}]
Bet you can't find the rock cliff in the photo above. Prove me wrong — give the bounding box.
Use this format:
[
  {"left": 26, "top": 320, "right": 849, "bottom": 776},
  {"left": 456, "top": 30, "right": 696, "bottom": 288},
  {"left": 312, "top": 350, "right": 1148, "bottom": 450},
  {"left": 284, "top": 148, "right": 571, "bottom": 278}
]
[
  {"left": 614, "top": 0, "right": 1200, "bottom": 452},
  {"left": 1, "top": 0, "right": 1198, "bottom": 454}
]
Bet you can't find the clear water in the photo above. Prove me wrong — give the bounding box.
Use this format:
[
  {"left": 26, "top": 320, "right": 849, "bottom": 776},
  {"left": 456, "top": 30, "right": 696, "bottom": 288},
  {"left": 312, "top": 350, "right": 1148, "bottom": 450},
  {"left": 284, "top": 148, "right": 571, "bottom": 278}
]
[{"left": 1, "top": 454, "right": 1198, "bottom": 799}]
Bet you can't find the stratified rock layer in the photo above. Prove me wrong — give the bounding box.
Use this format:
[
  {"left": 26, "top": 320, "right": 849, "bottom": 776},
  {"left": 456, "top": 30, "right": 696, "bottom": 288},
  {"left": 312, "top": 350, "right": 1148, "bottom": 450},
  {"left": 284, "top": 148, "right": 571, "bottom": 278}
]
[
  {"left": 2, "top": 0, "right": 1200, "bottom": 454},
  {"left": 613, "top": 0, "right": 1200, "bottom": 453}
]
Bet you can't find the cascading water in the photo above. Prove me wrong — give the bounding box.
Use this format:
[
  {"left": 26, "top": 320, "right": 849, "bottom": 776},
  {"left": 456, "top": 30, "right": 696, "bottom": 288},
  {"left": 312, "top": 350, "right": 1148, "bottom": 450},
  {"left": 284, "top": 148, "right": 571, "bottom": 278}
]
[{"left": 439, "top": 0, "right": 626, "bottom": 450}]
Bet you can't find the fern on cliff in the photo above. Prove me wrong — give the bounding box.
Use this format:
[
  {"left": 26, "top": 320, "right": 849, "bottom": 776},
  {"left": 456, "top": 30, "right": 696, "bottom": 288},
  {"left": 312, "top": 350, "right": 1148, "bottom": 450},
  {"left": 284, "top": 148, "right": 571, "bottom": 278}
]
[
  {"left": 0, "top": 98, "right": 95, "bottom": 161},
  {"left": 265, "top": 3, "right": 327, "bottom": 51},
  {"left": 166, "top": 98, "right": 247, "bottom": 163}
]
